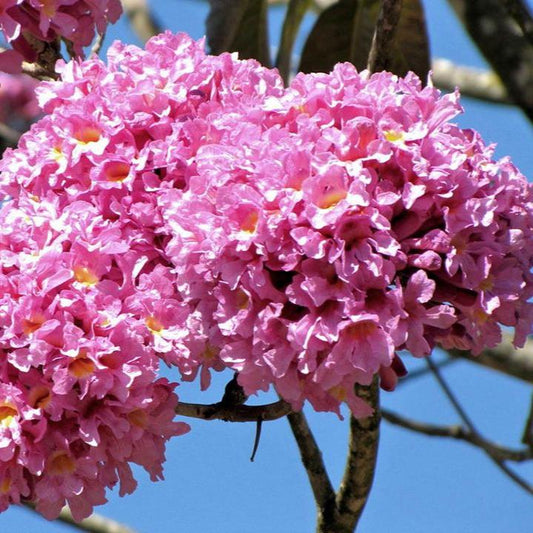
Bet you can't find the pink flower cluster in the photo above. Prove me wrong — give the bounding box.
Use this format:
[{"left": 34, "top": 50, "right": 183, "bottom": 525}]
[
  {"left": 1, "top": 32, "right": 532, "bottom": 517},
  {"left": 0, "top": 0, "right": 122, "bottom": 66}
]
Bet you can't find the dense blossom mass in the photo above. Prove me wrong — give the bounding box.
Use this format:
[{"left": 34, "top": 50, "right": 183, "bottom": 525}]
[
  {"left": 0, "top": 32, "right": 532, "bottom": 518},
  {"left": 0, "top": 0, "right": 122, "bottom": 65}
]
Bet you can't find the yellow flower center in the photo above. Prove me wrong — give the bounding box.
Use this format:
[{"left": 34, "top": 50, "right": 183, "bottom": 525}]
[
  {"left": 47, "top": 451, "right": 76, "bottom": 476},
  {"left": 384, "top": 130, "right": 405, "bottom": 143},
  {"left": 146, "top": 316, "right": 164, "bottom": 334},
  {"left": 0, "top": 403, "right": 18, "bottom": 428},
  {"left": 128, "top": 409, "right": 148, "bottom": 428},
  {"left": 73, "top": 266, "right": 98, "bottom": 286},
  {"left": 28, "top": 386, "right": 52, "bottom": 410},
  {"left": 68, "top": 353, "right": 96, "bottom": 378}
]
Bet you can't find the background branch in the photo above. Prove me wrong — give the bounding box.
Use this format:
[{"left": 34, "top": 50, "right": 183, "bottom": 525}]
[
  {"left": 445, "top": 335, "right": 533, "bottom": 385},
  {"left": 382, "top": 408, "right": 532, "bottom": 462},
  {"left": 121, "top": 0, "right": 162, "bottom": 43},
  {"left": 431, "top": 59, "right": 510, "bottom": 104},
  {"left": 24, "top": 503, "right": 137, "bottom": 533},
  {"left": 425, "top": 356, "right": 533, "bottom": 495}
]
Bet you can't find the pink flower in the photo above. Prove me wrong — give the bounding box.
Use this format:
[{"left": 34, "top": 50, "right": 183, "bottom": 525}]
[
  {"left": 0, "top": 31, "right": 532, "bottom": 517},
  {"left": 0, "top": 0, "right": 122, "bottom": 64}
]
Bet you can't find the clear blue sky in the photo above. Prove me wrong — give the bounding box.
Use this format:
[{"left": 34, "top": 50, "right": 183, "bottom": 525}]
[{"left": 2, "top": 1, "right": 532, "bottom": 532}]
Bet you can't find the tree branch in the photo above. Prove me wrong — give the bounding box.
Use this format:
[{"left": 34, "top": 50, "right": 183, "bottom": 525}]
[
  {"left": 382, "top": 408, "right": 532, "bottom": 462},
  {"left": 445, "top": 335, "right": 533, "bottom": 385},
  {"left": 431, "top": 58, "right": 511, "bottom": 104},
  {"left": 121, "top": 0, "right": 162, "bottom": 43},
  {"left": 425, "top": 356, "right": 533, "bottom": 495},
  {"left": 334, "top": 378, "right": 381, "bottom": 533},
  {"left": 286, "top": 410, "right": 337, "bottom": 530},
  {"left": 23, "top": 503, "right": 137, "bottom": 533},
  {"left": 175, "top": 399, "right": 292, "bottom": 422},
  {"left": 367, "top": 0, "right": 403, "bottom": 73}
]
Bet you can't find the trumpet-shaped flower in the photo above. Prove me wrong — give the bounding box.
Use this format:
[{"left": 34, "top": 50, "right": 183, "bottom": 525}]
[{"left": 0, "top": 32, "right": 532, "bottom": 518}]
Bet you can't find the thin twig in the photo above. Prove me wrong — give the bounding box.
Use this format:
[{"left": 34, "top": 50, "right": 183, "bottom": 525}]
[
  {"left": 250, "top": 419, "right": 263, "bottom": 461},
  {"left": 286, "top": 410, "right": 337, "bottom": 529},
  {"left": 398, "top": 356, "right": 457, "bottom": 385},
  {"left": 335, "top": 378, "right": 381, "bottom": 533},
  {"left": 367, "top": 0, "right": 403, "bottom": 73},
  {"left": 23, "top": 503, "right": 137, "bottom": 533},
  {"left": 90, "top": 31, "right": 106, "bottom": 56},
  {"left": 425, "top": 356, "right": 533, "bottom": 495},
  {"left": 381, "top": 408, "right": 532, "bottom": 462},
  {"left": 175, "top": 398, "right": 292, "bottom": 422}
]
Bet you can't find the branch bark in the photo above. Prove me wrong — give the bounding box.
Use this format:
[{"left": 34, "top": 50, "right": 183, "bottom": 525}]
[
  {"left": 175, "top": 399, "right": 293, "bottom": 422},
  {"left": 334, "top": 378, "right": 380, "bottom": 533}
]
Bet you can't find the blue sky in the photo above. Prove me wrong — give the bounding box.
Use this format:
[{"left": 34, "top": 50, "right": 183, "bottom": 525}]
[{"left": 2, "top": 1, "right": 532, "bottom": 532}]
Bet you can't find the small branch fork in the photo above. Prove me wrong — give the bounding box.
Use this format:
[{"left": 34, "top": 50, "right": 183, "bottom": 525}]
[
  {"left": 287, "top": 379, "right": 380, "bottom": 533},
  {"left": 424, "top": 356, "right": 533, "bottom": 495}
]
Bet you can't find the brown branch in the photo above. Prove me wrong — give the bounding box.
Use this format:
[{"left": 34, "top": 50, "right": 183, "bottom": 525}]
[
  {"left": 121, "top": 0, "right": 163, "bottom": 43},
  {"left": 286, "top": 410, "right": 337, "bottom": 530},
  {"left": 500, "top": 0, "right": 533, "bottom": 46},
  {"left": 23, "top": 503, "right": 137, "bottom": 533},
  {"left": 382, "top": 408, "right": 532, "bottom": 462},
  {"left": 425, "top": 356, "right": 533, "bottom": 495},
  {"left": 175, "top": 398, "right": 292, "bottom": 422},
  {"left": 334, "top": 378, "right": 380, "bottom": 533},
  {"left": 447, "top": 0, "right": 533, "bottom": 121},
  {"left": 445, "top": 335, "right": 533, "bottom": 384},
  {"left": 367, "top": 0, "right": 403, "bottom": 73}
]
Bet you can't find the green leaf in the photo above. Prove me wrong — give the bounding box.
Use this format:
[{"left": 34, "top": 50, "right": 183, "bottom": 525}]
[
  {"left": 206, "top": 0, "right": 271, "bottom": 67},
  {"left": 298, "top": 0, "right": 430, "bottom": 80}
]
